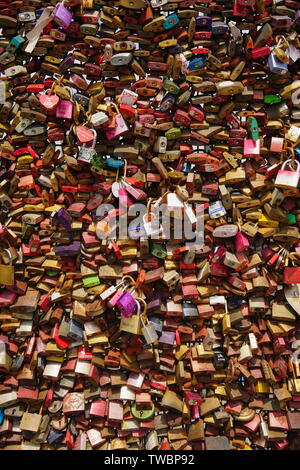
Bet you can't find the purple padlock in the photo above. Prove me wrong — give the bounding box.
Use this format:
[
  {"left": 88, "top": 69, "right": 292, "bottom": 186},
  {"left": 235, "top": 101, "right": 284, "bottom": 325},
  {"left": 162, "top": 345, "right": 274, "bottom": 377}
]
[
  {"left": 159, "top": 94, "right": 175, "bottom": 112},
  {"left": 55, "top": 241, "right": 81, "bottom": 257},
  {"left": 117, "top": 292, "right": 137, "bottom": 318},
  {"left": 59, "top": 55, "right": 75, "bottom": 73},
  {"left": 159, "top": 330, "right": 176, "bottom": 346},
  {"left": 53, "top": 3, "right": 73, "bottom": 29},
  {"left": 57, "top": 207, "right": 72, "bottom": 231}
]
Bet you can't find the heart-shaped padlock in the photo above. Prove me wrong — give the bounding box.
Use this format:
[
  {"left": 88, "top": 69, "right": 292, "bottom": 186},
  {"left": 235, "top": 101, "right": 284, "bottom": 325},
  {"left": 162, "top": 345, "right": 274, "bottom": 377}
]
[
  {"left": 38, "top": 93, "right": 59, "bottom": 111},
  {"left": 75, "top": 126, "right": 95, "bottom": 145}
]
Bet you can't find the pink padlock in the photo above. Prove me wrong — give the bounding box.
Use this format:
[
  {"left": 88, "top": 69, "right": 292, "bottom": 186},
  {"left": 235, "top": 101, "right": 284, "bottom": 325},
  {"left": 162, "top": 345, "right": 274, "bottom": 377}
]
[
  {"left": 191, "top": 404, "right": 200, "bottom": 419},
  {"left": 243, "top": 138, "right": 260, "bottom": 157},
  {"left": 273, "top": 336, "right": 286, "bottom": 353},
  {"left": 53, "top": 3, "right": 73, "bottom": 29},
  {"left": 105, "top": 114, "right": 128, "bottom": 140},
  {"left": 138, "top": 114, "right": 155, "bottom": 125},
  {"left": 270, "top": 137, "right": 284, "bottom": 153},
  {"left": 124, "top": 184, "right": 147, "bottom": 201},
  {"left": 56, "top": 99, "right": 73, "bottom": 119},
  {"left": 118, "top": 187, "right": 134, "bottom": 207},
  {"left": 275, "top": 159, "right": 300, "bottom": 189},
  {"left": 235, "top": 231, "right": 250, "bottom": 253}
]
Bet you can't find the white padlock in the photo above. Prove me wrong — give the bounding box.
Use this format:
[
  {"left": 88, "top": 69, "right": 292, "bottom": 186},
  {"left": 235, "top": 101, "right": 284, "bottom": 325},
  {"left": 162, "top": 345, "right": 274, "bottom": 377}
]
[{"left": 90, "top": 112, "right": 109, "bottom": 129}]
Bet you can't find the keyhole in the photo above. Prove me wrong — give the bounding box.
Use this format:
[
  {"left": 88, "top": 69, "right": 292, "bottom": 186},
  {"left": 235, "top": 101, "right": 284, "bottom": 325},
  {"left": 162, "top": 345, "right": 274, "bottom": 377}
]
[{"left": 140, "top": 410, "right": 143, "bottom": 417}]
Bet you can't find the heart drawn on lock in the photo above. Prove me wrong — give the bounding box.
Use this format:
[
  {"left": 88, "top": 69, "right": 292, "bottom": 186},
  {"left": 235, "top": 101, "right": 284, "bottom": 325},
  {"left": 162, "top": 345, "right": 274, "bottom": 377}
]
[
  {"left": 75, "top": 126, "right": 94, "bottom": 144},
  {"left": 38, "top": 94, "right": 59, "bottom": 110}
]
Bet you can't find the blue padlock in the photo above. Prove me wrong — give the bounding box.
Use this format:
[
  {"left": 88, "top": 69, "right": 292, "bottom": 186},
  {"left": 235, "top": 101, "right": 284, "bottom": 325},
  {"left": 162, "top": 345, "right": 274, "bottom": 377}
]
[
  {"left": 0, "top": 408, "right": 4, "bottom": 426},
  {"left": 188, "top": 56, "right": 206, "bottom": 71},
  {"left": 268, "top": 54, "right": 288, "bottom": 74},
  {"left": 7, "top": 35, "right": 25, "bottom": 53},
  {"left": 182, "top": 161, "right": 192, "bottom": 173},
  {"left": 48, "top": 429, "right": 65, "bottom": 445},
  {"left": 163, "top": 13, "right": 179, "bottom": 30},
  {"left": 105, "top": 158, "right": 125, "bottom": 168}
]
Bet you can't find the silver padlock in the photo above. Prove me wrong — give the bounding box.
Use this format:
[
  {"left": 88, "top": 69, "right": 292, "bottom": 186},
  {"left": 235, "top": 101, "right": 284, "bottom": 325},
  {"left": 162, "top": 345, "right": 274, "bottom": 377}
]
[
  {"left": 18, "top": 11, "right": 36, "bottom": 22},
  {"left": 23, "top": 125, "right": 45, "bottom": 136},
  {"left": 4, "top": 65, "right": 27, "bottom": 77},
  {"left": 183, "top": 249, "right": 195, "bottom": 264},
  {"left": 209, "top": 200, "right": 226, "bottom": 219},
  {"left": 182, "top": 302, "right": 198, "bottom": 318},
  {"left": 154, "top": 136, "right": 167, "bottom": 153},
  {"left": 110, "top": 52, "right": 133, "bottom": 66},
  {"left": 137, "top": 298, "right": 158, "bottom": 344}
]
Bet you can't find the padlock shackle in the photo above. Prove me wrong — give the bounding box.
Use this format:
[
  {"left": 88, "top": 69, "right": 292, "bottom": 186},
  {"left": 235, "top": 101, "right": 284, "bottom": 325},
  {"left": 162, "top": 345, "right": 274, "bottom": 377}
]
[
  {"left": 122, "top": 275, "right": 136, "bottom": 286},
  {"left": 1, "top": 248, "right": 13, "bottom": 265},
  {"left": 135, "top": 297, "right": 147, "bottom": 316},
  {"left": 281, "top": 158, "right": 299, "bottom": 172}
]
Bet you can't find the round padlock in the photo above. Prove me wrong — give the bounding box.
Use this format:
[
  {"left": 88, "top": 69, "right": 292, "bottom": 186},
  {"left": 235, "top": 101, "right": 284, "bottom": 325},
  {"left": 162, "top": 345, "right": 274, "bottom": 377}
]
[{"left": 131, "top": 402, "right": 155, "bottom": 420}]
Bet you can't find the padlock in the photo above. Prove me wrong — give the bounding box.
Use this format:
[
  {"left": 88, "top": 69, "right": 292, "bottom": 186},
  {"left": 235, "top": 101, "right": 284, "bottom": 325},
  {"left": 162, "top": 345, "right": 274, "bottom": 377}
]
[
  {"left": 53, "top": 3, "right": 73, "bottom": 29},
  {"left": 275, "top": 159, "right": 300, "bottom": 189},
  {"left": 136, "top": 297, "right": 158, "bottom": 344},
  {"left": 105, "top": 104, "right": 128, "bottom": 140},
  {"left": 268, "top": 54, "right": 289, "bottom": 73},
  {"left": 55, "top": 99, "right": 73, "bottom": 119}
]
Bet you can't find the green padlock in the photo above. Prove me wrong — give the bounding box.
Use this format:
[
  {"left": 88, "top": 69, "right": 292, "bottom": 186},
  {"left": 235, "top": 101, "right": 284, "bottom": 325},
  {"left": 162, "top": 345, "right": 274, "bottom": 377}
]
[
  {"left": 264, "top": 94, "right": 281, "bottom": 104},
  {"left": 288, "top": 213, "right": 296, "bottom": 224},
  {"left": 90, "top": 154, "right": 103, "bottom": 171},
  {"left": 80, "top": 24, "right": 99, "bottom": 35},
  {"left": 45, "top": 270, "right": 59, "bottom": 277},
  {"left": 247, "top": 116, "right": 259, "bottom": 141},
  {"left": 163, "top": 78, "right": 180, "bottom": 95},
  {"left": 83, "top": 274, "right": 100, "bottom": 288},
  {"left": 165, "top": 127, "right": 182, "bottom": 140},
  {"left": 151, "top": 243, "right": 167, "bottom": 259},
  {"left": 131, "top": 402, "right": 155, "bottom": 420}
]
